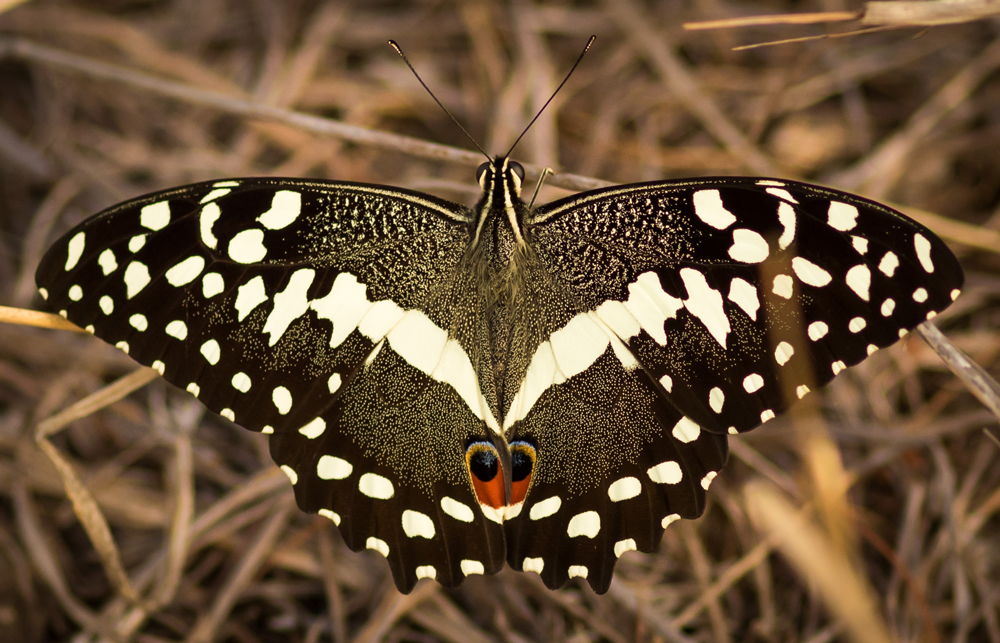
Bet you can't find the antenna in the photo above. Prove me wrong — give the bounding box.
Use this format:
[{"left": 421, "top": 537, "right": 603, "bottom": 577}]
[
  {"left": 505, "top": 35, "right": 596, "bottom": 159},
  {"left": 389, "top": 40, "right": 491, "bottom": 161}
]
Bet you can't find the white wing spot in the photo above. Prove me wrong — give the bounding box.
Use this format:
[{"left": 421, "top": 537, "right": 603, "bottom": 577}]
[
  {"left": 729, "top": 228, "right": 770, "bottom": 263},
  {"left": 621, "top": 271, "right": 683, "bottom": 346},
  {"left": 38, "top": 288, "right": 48, "bottom": 300},
  {"left": 461, "top": 560, "right": 485, "bottom": 576},
  {"left": 849, "top": 317, "right": 867, "bottom": 333},
  {"left": 165, "top": 320, "right": 188, "bottom": 340},
  {"left": 756, "top": 180, "right": 784, "bottom": 186},
  {"left": 728, "top": 426, "right": 738, "bottom": 435},
  {"left": 231, "top": 372, "right": 251, "bottom": 393},
  {"left": 263, "top": 269, "right": 315, "bottom": 346},
  {"left": 200, "top": 339, "right": 220, "bottom": 365},
  {"left": 881, "top": 299, "right": 896, "bottom": 316},
  {"left": 328, "top": 373, "right": 342, "bottom": 394},
  {"left": 98, "top": 249, "right": 117, "bottom": 275},
  {"left": 692, "top": 190, "right": 736, "bottom": 229},
  {"left": 899, "top": 328, "right": 909, "bottom": 338},
  {"left": 796, "top": 385, "right": 810, "bottom": 399},
  {"left": 68, "top": 285, "right": 83, "bottom": 301},
  {"left": 567, "top": 511, "right": 601, "bottom": 538},
  {"left": 199, "top": 188, "right": 230, "bottom": 203},
  {"left": 777, "top": 202, "right": 796, "bottom": 250},
  {"left": 235, "top": 276, "right": 268, "bottom": 322},
  {"left": 681, "top": 268, "right": 730, "bottom": 348},
  {"left": 926, "top": 310, "right": 937, "bottom": 320},
  {"left": 766, "top": 187, "right": 798, "bottom": 203},
  {"left": 228, "top": 229, "right": 267, "bottom": 263},
  {"left": 65, "top": 232, "right": 85, "bottom": 271},
  {"left": 258, "top": 191, "right": 302, "bottom": 230},
  {"left": 709, "top": 387, "right": 725, "bottom": 413},
  {"left": 415, "top": 566, "right": 436, "bottom": 580},
  {"left": 792, "top": 257, "right": 832, "bottom": 287},
  {"left": 608, "top": 477, "right": 642, "bottom": 502},
  {"left": 129, "top": 314, "right": 147, "bottom": 331},
  {"left": 728, "top": 277, "right": 760, "bottom": 321},
  {"left": 772, "top": 274, "right": 794, "bottom": 299},
  {"left": 151, "top": 360, "right": 165, "bottom": 375},
  {"left": 99, "top": 296, "right": 114, "bottom": 315},
  {"left": 220, "top": 408, "right": 234, "bottom": 421},
  {"left": 615, "top": 539, "right": 637, "bottom": 558},
  {"left": 760, "top": 410, "right": 775, "bottom": 423},
  {"left": 317, "top": 455, "right": 352, "bottom": 480},
  {"left": 913, "top": 287, "right": 928, "bottom": 303},
  {"left": 827, "top": 201, "right": 858, "bottom": 231},
  {"left": 568, "top": 565, "right": 589, "bottom": 579},
  {"left": 660, "top": 374, "right": 673, "bottom": 392},
  {"left": 743, "top": 373, "right": 764, "bottom": 393},
  {"left": 867, "top": 344, "right": 879, "bottom": 355},
  {"left": 648, "top": 461, "right": 682, "bottom": 484},
  {"left": 832, "top": 361, "right": 846, "bottom": 375},
  {"left": 366, "top": 538, "right": 389, "bottom": 557},
  {"left": 202, "top": 272, "right": 224, "bottom": 298},
  {"left": 261, "top": 426, "right": 273, "bottom": 434},
  {"left": 359, "top": 473, "right": 393, "bottom": 499},
  {"left": 662, "top": 514, "right": 681, "bottom": 528},
  {"left": 914, "top": 233, "right": 934, "bottom": 272},
  {"left": 140, "top": 201, "right": 171, "bottom": 230},
  {"left": 530, "top": 496, "right": 562, "bottom": 520},
  {"left": 186, "top": 383, "right": 200, "bottom": 397},
  {"left": 319, "top": 509, "right": 341, "bottom": 526},
  {"left": 846, "top": 265, "right": 871, "bottom": 301},
  {"left": 272, "top": 386, "right": 292, "bottom": 415},
  {"left": 280, "top": 465, "right": 297, "bottom": 485},
  {"left": 441, "top": 497, "right": 474, "bottom": 522},
  {"left": 951, "top": 289, "right": 960, "bottom": 301},
  {"left": 774, "top": 341, "right": 794, "bottom": 365},
  {"left": 402, "top": 510, "right": 436, "bottom": 539},
  {"left": 165, "top": 256, "right": 205, "bottom": 287},
  {"left": 115, "top": 341, "right": 128, "bottom": 353},
  {"left": 124, "top": 262, "right": 151, "bottom": 299},
  {"left": 808, "top": 321, "right": 829, "bottom": 341},
  {"left": 128, "top": 234, "right": 146, "bottom": 253},
  {"left": 879, "top": 251, "right": 899, "bottom": 277},
  {"left": 522, "top": 557, "right": 544, "bottom": 574},
  {"left": 298, "top": 417, "right": 326, "bottom": 439},
  {"left": 84, "top": 325, "right": 94, "bottom": 334},
  {"left": 701, "top": 471, "right": 718, "bottom": 490},
  {"left": 672, "top": 417, "right": 700, "bottom": 443},
  {"left": 200, "top": 202, "right": 221, "bottom": 249},
  {"left": 851, "top": 236, "right": 869, "bottom": 254}
]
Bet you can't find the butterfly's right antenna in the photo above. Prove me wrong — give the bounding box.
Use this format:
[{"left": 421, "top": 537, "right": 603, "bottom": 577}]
[
  {"left": 505, "top": 35, "right": 596, "bottom": 159},
  {"left": 389, "top": 40, "right": 491, "bottom": 161}
]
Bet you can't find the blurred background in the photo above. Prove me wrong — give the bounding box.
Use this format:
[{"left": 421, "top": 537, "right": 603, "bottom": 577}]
[{"left": 0, "top": 0, "right": 998, "bottom": 641}]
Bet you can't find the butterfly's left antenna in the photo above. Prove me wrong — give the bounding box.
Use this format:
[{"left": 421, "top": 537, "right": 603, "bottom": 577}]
[
  {"left": 504, "top": 35, "right": 596, "bottom": 159},
  {"left": 389, "top": 40, "right": 491, "bottom": 161}
]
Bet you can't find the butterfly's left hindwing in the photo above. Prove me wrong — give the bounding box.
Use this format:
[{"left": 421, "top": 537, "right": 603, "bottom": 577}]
[
  {"left": 35, "top": 178, "right": 508, "bottom": 592},
  {"left": 502, "top": 176, "right": 963, "bottom": 592}
]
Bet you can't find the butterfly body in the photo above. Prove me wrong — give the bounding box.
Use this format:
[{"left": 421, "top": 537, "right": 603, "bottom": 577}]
[{"left": 36, "top": 157, "right": 962, "bottom": 593}]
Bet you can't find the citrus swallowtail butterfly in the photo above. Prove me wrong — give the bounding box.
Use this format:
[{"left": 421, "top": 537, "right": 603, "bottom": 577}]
[{"left": 35, "top": 160, "right": 963, "bottom": 594}]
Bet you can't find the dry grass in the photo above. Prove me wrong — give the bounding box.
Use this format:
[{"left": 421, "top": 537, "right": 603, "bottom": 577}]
[{"left": 0, "top": 1, "right": 998, "bottom": 641}]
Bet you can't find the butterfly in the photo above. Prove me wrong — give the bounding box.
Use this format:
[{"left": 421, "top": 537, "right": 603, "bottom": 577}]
[{"left": 34, "top": 155, "right": 963, "bottom": 593}]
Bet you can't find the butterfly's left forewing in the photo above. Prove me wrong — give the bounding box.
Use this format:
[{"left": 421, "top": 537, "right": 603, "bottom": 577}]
[{"left": 35, "top": 178, "right": 507, "bottom": 592}]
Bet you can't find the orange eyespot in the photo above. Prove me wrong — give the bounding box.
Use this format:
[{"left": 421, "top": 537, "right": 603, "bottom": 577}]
[
  {"left": 466, "top": 441, "right": 504, "bottom": 509},
  {"left": 509, "top": 440, "right": 536, "bottom": 506}
]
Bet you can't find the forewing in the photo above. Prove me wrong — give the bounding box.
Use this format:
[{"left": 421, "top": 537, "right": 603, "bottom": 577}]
[
  {"left": 35, "top": 178, "right": 506, "bottom": 592},
  {"left": 505, "top": 177, "right": 963, "bottom": 591}
]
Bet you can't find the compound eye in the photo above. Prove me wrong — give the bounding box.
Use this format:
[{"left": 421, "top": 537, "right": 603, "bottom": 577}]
[
  {"left": 510, "top": 161, "right": 525, "bottom": 182},
  {"left": 476, "top": 162, "right": 490, "bottom": 184}
]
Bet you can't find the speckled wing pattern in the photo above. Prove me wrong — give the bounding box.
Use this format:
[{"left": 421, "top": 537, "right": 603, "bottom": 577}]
[
  {"left": 499, "top": 177, "right": 963, "bottom": 592},
  {"left": 34, "top": 178, "right": 509, "bottom": 592}
]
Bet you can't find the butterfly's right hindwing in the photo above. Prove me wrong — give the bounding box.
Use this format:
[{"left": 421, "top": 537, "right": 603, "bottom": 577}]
[{"left": 35, "top": 178, "right": 507, "bottom": 591}]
